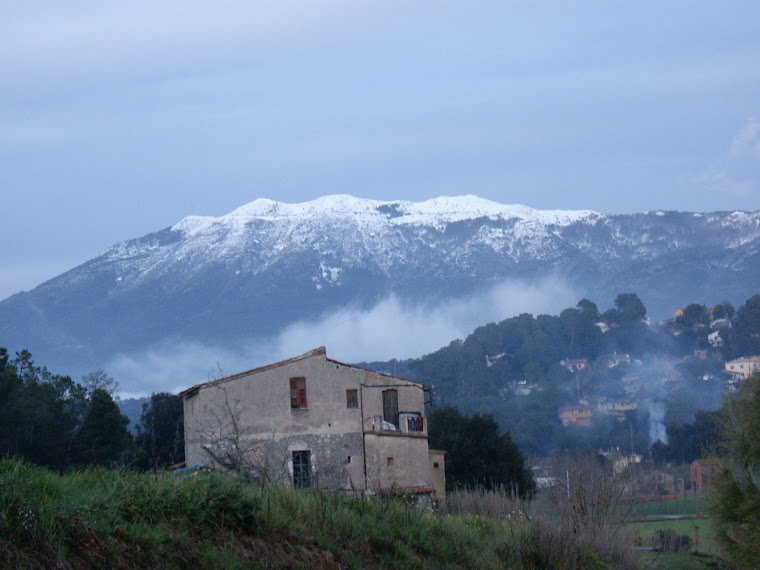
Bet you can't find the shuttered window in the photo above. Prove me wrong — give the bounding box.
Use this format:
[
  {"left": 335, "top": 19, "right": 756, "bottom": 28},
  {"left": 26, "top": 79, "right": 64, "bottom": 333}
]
[
  {"left": 290, "top": 377, "right": 307, "bottom": 409},
  {"left": 382, "top": 389, "right": 398, "bottom": 427}
]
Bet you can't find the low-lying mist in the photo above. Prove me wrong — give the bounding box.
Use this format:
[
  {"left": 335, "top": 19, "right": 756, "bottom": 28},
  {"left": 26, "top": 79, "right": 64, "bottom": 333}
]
[{"left": 110, "top": 276, "right": 578, "bottom": 397}]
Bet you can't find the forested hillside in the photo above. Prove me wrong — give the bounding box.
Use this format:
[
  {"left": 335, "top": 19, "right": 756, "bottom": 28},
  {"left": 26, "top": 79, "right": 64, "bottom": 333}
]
[{"left": 362, "top": 293, "right": 760, "bottom": 458}]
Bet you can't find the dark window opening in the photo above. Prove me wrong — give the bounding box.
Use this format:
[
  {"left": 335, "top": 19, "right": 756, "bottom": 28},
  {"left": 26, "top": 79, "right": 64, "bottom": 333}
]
[
  {"left": 290, "top": 377, "right": 307, "bottom": 409},
  {"left": 346, "top": 389, "right": 358, "bottom": 408},
  {"left": 387, "top": 457, "right": 394, "bottom": 466},
  {"left": 292, "top": 450, "right": 312, "bottom": 488},
  {"left": 382, "top": 389, "right": 398, "bottom": 427},
  {"left": 434, "top": 462, "right": 440, "bottom": 469}
]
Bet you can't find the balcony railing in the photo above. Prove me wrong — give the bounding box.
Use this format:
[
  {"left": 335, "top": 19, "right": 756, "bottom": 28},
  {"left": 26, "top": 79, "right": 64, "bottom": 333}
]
[{"left": 368, "top": 413, "right": 426, "bottom": 435}]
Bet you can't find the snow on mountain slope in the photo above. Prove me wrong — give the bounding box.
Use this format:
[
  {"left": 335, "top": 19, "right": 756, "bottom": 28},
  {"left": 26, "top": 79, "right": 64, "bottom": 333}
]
[
  {"left": 2, "top": 194, "right": 760, "bottom": 379},
  {"left": 178, "top": 194, "right": 599, "bottom": 233},
  {"left": 103, "top": 195, "right": 603, "bottom": 285},
  {"left": 55, "top": 195, "right": 760, "bottom": 295}
]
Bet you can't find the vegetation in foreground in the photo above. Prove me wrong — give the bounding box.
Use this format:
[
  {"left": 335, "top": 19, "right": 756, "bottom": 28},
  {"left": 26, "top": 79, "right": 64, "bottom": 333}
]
[
  {"left": 711, "top": 372, "right": 760, "bottom": 567},
  {"left": 1, "top": 458, "right": 643, "bottom": 569}
]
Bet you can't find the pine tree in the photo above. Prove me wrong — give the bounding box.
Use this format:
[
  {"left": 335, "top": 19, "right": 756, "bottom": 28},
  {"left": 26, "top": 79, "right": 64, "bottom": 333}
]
[
  {"left": 135, "top": 392, "right": 185, "bottom": 470},
  {"left": 428, "top": 405, "right": 535, "bottom": 497},
  {"left": 711, "top": 372, "right": 760, "bottom": 566},
  {"left": 70, "top": 388, "right": 133, "bottom": 467}
]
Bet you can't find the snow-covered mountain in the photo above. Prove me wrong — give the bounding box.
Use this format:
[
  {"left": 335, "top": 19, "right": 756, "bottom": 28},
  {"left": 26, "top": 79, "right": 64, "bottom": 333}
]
[{"left": 2, "top": 195, "right": 760, "bottom": 374}]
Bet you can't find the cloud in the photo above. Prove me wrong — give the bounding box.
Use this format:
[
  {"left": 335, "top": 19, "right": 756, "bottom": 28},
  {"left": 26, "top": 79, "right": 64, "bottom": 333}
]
[
  {"left": 689, "top": 168, "right": 753, "bottom": 197},
  {"left": 729, "top": 118, "right": 760, "bottom": 157},
  {"left": 275, "top": 277, "right": 578, "bottom": 363},
  {"left": 110, "top": 276, "right": 578, "bottom": 396},
  {"left": 109, "top": 341, "right": 269, "bottom": 399},
  {"left": 687, "top": 117, "right": 760, "bottom": 199}
]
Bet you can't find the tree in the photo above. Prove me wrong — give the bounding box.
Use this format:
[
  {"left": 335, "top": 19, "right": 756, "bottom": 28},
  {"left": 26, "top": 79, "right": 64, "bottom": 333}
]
[
  {"left": 69, "top": 388, "right": 133, "bottom": 467},
  {"left": 712, "top": 302, "right": 735, "bottom": 321},
  {"left": 711, "top": 372, "right": 760, "bottom": 566},
  {"left": 548, "top": 451, "right": 636, "bottom": 537},
  {"left": 135, "top": 392, "right": 185, "bottom": 470},
  {"left": 655, "top": 411, "right": 721, "bottom": 465},
  {"left": 81, "top": 369, "right": 119, "bottom": 395},
  {"left": 731, "top": 294, "right": 760, "bottom": 357},
  {"left": 614, "top": 292, "right": 647, "bottom": 323},
  {"left": 428, "top": 405, "right": 535, "bottom": 497},
  {"left": 195, "top": 384, "right": 271, "bottom": 484},
  {"left": 677, "top": 304, "right": 709, "bottom": 328},
  {"left": 0, "top": 348, "right": 82, "bottom": 469},
  {"left": 577, "top": 298, "right": 599, "bottom": 319}
]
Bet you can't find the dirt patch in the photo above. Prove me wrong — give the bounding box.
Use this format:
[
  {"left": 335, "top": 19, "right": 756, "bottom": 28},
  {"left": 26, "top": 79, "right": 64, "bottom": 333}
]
[{"left": 236, "top": 530, "right": 341, "bottom": 569}]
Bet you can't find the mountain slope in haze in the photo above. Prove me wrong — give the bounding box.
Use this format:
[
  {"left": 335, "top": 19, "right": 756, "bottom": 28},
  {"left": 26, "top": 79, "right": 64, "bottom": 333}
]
[{"left": 1, "top": 195, "right": 759, "bottom": 375}]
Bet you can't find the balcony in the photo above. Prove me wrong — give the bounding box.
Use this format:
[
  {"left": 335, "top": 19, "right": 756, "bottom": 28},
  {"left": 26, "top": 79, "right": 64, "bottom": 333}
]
[{"left": 367, "top": 412, "right": 426, "bottom": 436}]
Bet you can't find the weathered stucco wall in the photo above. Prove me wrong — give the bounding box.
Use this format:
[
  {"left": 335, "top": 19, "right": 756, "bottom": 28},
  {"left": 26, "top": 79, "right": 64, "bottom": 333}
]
[
  {"left": 428, "top": 450, "right": 446, "bottom": 500},
  {"left": 364, "top": 433, "right": 431, "bottom": 491}
]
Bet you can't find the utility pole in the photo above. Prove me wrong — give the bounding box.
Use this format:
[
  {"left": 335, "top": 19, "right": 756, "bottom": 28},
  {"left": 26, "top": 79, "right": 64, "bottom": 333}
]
[{"left": 630, "top": 422, "right": 635, "bottom": 456}]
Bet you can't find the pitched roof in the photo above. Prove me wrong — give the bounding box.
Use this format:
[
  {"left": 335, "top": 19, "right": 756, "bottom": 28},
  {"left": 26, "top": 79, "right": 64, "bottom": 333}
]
[
  {"left": 178, "top": 346, "right": 422, "bottom": 398},
  {"left": 179, "top": 346, "right": 327, "bottom": 398},
  {"left": 325, "top": 357, "right": 423, "bottom": 387}
]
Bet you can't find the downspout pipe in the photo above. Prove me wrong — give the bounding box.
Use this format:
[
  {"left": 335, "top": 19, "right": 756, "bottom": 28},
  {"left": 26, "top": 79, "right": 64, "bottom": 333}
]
[{"left": 360, "top": 378, "right": 368, "bottom": 492}]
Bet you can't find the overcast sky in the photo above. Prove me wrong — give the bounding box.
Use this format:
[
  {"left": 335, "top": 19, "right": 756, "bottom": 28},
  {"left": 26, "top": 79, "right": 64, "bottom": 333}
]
[{"left": 2, "top": 1, "right": 760, "bottom": 301}]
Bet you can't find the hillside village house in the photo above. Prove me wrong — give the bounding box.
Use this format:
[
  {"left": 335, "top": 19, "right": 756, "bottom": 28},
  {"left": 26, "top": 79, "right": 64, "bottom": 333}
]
[
  {"left": 559, "top": 404, "right": 593, "bottom": 427},
  {"left": 560, "top": 358, "right": 589, "bottom": 372},
  {"left": 600, "top": 449, "right": 642, "bottom": 476},
  {"left": 690, "top": 458, "right": 721, "bottom": 492},
  {"left": 599, "top": 353, "right": 632, "bottom": 368},
  {"left": 724, "top": 356, "right": 760, "bottom": 380},
  {"left": 180, "top": 347, "right": 445, "bottom": 500},
  {"left": 626, "top": 468, "right": 681, "bottom": 498},
  {"left": 581, "top": 397, "right": 638, "bottom": 420}
]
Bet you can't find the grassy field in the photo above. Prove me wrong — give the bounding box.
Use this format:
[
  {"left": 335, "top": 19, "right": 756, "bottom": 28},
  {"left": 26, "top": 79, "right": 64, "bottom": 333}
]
[
  {"left": 630, "top": 493, "right": 712, "bottom": 518},
  {"left": 625, "top": 518, "right": 720, "bottom": 553},
  {"left": 0, "top": 458, "right": 642, "bottom": 569},
  {"left": 623, "top": 492, "right": 729, "bottom": 567},
  {"left": 639, "top": 551, "right": 734, "bottom": 570}
]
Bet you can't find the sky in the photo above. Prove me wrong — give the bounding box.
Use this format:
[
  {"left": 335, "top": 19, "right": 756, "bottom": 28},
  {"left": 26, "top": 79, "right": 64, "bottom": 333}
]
[{"left": 2, "top": 1, "right": 760, "bottom": 302}]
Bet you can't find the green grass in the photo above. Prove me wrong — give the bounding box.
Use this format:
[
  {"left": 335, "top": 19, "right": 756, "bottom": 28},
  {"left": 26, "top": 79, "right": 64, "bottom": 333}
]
[
  {"left": 639, "top": 551, "right": 735, "bottom": 570},
  {"left": 625, "top": 518, "right": 720, "bottom": 554},
  {"left": 631, "top": 493, "right": 712, "bottom": 517},
  {"left": 1, "top": 458, "right": 629, "bottom": 568},
  {"left": 643, "top": 552, "right": 735, "bottom": 570},
  {"left": 625, "top": 514, "right": 735, "bottom": 570},
  {"left": 0, "top": 459, "right": 262, "bottom": 567},
  {"left": 0, "top": 458, "right": 682, "bottom": 568}
]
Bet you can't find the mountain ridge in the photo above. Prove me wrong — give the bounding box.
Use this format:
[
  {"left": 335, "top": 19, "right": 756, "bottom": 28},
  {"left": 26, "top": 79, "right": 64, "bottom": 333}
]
[{"left": 2, "top": 195, "right": 760, "bottom": 379}]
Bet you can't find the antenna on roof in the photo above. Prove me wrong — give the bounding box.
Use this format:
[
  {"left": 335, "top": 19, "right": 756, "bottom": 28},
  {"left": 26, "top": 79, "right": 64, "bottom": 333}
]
[{"left": 424, "top": 385, "right": 436, "bottom": 408}]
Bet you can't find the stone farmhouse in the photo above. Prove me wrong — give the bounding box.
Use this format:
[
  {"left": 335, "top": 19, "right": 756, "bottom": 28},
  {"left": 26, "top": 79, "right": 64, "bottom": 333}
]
[{"left": 180, "top": 347, "right": 445, "bottom": 500}]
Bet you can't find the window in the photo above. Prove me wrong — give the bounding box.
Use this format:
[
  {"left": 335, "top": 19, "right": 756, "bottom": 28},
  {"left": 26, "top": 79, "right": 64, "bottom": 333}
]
[
  {"left": 346, "top": 389, "right": 358, "bottom": 408},
  {"left": 292, "top": 450, "right": 312, "bottom": 488},
  {"left": 382, "top": 389, "right": 398, "bottom": 427},
  {"left": 387, "top": 457, "right": 394, "bottom": 466},
  {"left": 433, "top": 462, "right": 440, "bottom": 469},
  {"left": 290, "top": 377, "right": 307, "bottom": 409}
]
